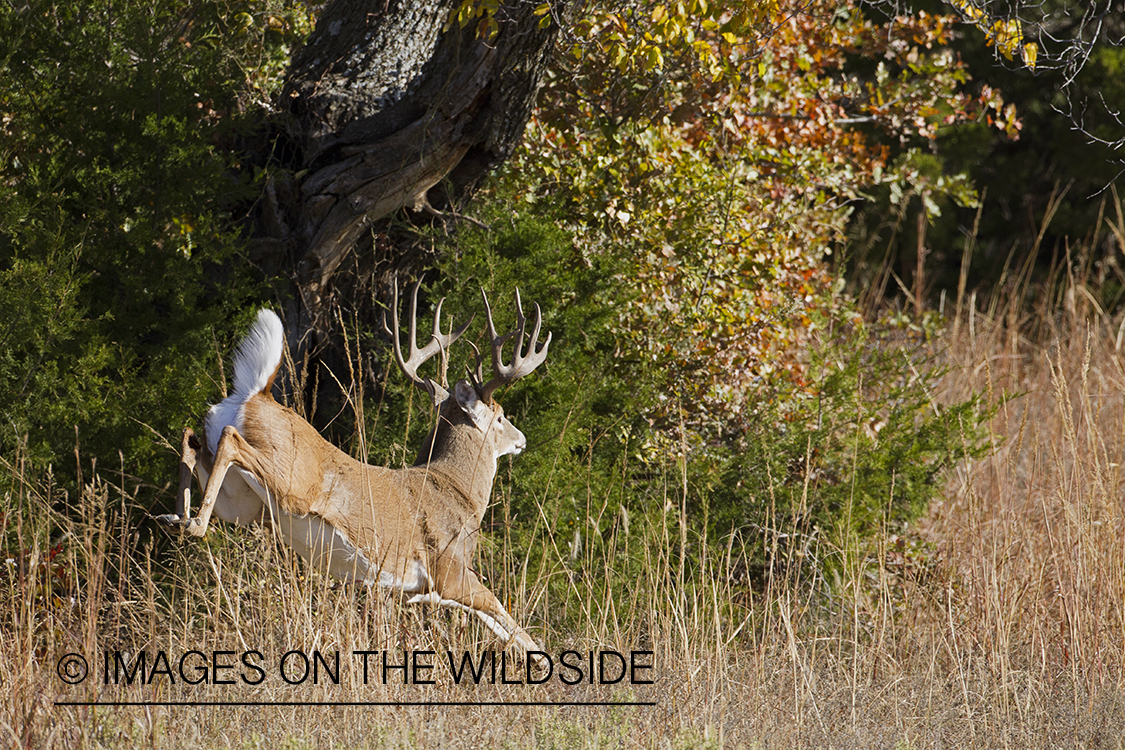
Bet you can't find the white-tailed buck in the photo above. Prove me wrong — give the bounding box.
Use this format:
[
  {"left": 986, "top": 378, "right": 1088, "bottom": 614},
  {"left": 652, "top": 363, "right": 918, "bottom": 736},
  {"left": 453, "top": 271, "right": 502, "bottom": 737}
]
[{"left": 157, "top": 283, "right": 550, "bottom": 657}]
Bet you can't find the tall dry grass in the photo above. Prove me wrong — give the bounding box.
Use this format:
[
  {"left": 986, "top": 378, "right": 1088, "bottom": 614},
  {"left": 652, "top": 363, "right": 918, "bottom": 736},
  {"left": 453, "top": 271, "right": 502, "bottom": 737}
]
[{"left": 4, "top": 253, "right": 1125, "bottom": 747}]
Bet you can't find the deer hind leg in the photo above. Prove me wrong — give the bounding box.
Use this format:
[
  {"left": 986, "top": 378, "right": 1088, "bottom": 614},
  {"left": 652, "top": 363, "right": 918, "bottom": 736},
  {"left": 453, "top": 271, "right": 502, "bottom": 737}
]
[
  {"left": 155, "top": 428, "right": 202, "bottom": 528},
  {"left": 159, "top": 425, "right": 265, "bottom": 538},
  {"left": 415, "top": 558, "right": 543, "bottom": 660}
]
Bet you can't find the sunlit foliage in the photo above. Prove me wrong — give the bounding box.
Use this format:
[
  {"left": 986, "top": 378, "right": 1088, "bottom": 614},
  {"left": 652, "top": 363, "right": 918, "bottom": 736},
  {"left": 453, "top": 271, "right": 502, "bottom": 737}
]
[
  {"left": 515, "top": 0, "right": 1009, "bottom": 439},
  {"left": 0, "top": 0, "right": 306, "bottom": 477}
]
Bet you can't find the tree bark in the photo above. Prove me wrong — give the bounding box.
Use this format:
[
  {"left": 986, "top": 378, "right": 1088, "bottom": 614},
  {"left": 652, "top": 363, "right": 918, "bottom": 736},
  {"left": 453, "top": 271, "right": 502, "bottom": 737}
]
[{"left": 258, "top": 0, "right": 560, "bottom": 347}]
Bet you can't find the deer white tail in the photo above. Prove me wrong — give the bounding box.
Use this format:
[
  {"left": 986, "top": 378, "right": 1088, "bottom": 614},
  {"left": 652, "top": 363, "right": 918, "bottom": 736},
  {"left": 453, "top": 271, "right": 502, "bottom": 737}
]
[
  {"left": 204, "top": 309, "right": 284, "bottom": 454},
  {"left": 232, "top": 309, "right": 284, "bottom": 398}
]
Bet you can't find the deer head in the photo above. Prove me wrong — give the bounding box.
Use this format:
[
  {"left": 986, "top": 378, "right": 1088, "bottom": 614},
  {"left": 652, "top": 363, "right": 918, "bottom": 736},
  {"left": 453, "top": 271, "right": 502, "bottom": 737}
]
[{"left": 383, "top": 280, "right": 551, "bottom": 469}]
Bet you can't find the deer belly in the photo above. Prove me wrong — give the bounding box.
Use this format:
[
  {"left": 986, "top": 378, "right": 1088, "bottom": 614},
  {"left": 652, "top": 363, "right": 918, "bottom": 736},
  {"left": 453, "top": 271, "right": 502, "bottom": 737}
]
[
  {"left": 267, "top": 508, "right": 428, "bottom": 591},
  {"left": 270, "top": 511, "right": 373, "bottom": 583}
]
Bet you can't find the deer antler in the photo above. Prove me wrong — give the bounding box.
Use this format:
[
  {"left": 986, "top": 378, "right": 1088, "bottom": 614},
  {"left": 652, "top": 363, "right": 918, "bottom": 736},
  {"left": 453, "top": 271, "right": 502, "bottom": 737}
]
[
  {"left": 471, "top": 288, "right": 552, "bottom": 404},
  {"left": 383, "top": 279, "right": 472, "bottom": 401}
]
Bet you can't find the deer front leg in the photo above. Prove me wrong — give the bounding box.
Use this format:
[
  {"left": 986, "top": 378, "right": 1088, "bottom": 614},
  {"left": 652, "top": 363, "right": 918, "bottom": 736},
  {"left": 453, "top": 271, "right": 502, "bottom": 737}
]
[
  {"left": 155, "top": 428, "right": 201, "bottom": 529},
  {"left": 420, "top": 558, "right": 544, "bottom": 662}
]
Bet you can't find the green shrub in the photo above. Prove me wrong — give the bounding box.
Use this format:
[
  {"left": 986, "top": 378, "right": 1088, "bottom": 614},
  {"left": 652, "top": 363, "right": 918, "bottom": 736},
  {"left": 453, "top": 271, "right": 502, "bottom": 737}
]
[
  {"left": 0, "top": 0, "right": 298, "bottom": 487},
  {"left": 705, "top": 323, "right": 993, "bottom": 582}
]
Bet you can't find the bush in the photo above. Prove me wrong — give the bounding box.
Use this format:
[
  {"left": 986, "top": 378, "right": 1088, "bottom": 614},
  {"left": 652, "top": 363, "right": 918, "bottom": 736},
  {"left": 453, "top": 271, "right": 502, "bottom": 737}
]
[
  {"left": 0, "top": 0, "right": 303, "bottom": 486},
  {"left": 705, "top": 322, "right": 993, "bottom": 582}
]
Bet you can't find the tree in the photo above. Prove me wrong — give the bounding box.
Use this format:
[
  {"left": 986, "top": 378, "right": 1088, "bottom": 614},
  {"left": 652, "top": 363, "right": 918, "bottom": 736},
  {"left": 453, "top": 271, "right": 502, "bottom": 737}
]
[
  {"left": 0, "top": 0, "right": 996, "bottom": 571},
  {"left": 0, "top": 0, "right": 564, "bottom": 473},
  {"left": 844, "top": 1, "right": 1125, "bottom": 302},
  {"left": 251, "top": 0, "right": 562, "bottom": 347},
  {"left": 892, "top": 0, "right": 1125, "bottom": 161},
  {"left": 518, "top": 0, "right": 1007, "bottom": 432}
]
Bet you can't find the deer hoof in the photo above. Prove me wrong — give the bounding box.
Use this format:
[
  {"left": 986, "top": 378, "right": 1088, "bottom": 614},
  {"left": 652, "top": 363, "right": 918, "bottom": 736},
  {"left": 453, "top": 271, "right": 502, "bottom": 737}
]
[
  {"left": 154, "top": 513, "right": 185, "bottom": 529},
  {"left": 528, "top": 650, "right": 549, "bottom": 670},
  {"left": 155, "top": 514, "right": 206, "bottom": 537},
  {"left": 184, "top": 517, "right": 208, "bottom": 538}
]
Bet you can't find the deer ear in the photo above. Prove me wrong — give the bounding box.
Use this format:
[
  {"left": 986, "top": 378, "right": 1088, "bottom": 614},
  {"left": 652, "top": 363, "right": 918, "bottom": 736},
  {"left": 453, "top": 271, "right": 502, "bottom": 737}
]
[{"left": 454, "top": 379, "right": 493, "bottom": 432}]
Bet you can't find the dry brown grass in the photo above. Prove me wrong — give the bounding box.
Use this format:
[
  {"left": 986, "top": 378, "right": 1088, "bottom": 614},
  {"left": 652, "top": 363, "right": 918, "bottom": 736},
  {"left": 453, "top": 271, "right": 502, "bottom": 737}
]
[{"left": 5, "top": 270, "right": 1125, "bottom": 748}]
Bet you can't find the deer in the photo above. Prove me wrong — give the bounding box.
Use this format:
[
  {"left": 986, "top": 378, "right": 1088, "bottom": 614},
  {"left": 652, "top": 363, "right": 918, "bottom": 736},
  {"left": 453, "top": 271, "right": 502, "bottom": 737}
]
[{"left": 156, "top": 281, "right": 551, "bottom": 659}]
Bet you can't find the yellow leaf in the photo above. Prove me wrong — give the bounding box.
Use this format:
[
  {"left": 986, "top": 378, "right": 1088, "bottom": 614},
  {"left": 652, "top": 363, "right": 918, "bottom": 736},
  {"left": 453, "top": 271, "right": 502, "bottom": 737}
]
[
  {"left": 1022, "top": 42, "right": 1037, "bottom": 69},
  {"left": 457, "top": 3, "right": 473, "bottom": 28},
  {"left": 533, "top": 2, "right": 550, "bottom": 15},
  {"left": 612, "top": 44, "right": 628, "bottom": 70}
]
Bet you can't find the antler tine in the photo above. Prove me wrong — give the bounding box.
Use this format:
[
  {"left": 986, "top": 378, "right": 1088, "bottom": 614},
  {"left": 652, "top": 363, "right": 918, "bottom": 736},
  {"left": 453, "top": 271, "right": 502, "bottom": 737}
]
[
  {"left": 382, "top": 279, "right": 472, "bottom": 398},
  {"left": 466, "top": 339, "right": 485, "bottom": 386},
  {"left": 476, "top": 287, "right": 552, "bottom": 403}
]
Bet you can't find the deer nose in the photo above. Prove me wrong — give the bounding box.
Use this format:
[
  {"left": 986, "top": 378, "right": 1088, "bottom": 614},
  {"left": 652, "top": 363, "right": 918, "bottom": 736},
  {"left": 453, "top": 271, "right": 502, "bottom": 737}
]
[{"left": 510, "top": 428, "right": 527, "bottom": 455}]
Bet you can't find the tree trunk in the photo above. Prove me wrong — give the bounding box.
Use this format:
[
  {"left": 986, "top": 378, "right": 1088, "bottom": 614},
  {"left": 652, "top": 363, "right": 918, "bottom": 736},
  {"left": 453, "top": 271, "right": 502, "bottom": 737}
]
[{"left": 255, "top": 0, "right": 560, "bottom": 352}]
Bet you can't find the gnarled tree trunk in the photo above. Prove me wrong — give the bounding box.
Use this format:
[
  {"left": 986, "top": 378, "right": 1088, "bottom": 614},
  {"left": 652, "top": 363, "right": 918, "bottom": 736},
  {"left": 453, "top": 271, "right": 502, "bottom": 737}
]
[{"left": 253, "top": 0, "right": 561, "bottom": 363}]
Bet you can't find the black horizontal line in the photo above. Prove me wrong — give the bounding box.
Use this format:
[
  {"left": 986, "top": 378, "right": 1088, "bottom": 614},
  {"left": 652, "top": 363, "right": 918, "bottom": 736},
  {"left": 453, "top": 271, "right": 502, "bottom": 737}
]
[{"left": 55, "top": 701, "right": 656, "bottom": 707}]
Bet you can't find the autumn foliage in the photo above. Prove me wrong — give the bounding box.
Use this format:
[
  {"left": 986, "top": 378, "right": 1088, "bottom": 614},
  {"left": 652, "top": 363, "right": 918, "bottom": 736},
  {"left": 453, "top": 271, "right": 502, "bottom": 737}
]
[{"left": 513, "top": 0, "right": 1011, "bottom": 439}]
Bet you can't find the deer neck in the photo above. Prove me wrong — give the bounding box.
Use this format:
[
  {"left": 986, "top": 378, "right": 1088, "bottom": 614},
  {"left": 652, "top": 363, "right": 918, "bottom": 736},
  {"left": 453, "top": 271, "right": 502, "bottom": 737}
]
[{"left": 413, "top": 413, "right": 499, "bottom": 514}]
